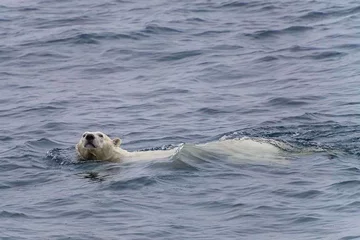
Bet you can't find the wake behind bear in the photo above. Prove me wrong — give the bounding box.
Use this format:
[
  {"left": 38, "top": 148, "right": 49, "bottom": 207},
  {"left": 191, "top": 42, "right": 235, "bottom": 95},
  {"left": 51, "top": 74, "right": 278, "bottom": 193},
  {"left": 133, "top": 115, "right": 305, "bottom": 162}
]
[{"left": 76, "top": 131, "right": 288, "bottom": 163}]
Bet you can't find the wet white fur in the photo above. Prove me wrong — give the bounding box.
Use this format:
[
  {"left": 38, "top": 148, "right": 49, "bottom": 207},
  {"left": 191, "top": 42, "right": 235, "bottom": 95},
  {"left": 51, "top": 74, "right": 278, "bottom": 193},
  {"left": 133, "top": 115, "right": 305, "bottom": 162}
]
[{"left": 76, "top": 132, "right": 286, "bottom": 162}]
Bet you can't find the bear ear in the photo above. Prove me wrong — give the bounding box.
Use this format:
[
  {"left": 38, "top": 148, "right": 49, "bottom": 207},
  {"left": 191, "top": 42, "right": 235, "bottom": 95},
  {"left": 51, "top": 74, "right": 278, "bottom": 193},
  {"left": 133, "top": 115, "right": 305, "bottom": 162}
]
[{"left": 112, "top": 138, "right": 121, "bottom": 147}]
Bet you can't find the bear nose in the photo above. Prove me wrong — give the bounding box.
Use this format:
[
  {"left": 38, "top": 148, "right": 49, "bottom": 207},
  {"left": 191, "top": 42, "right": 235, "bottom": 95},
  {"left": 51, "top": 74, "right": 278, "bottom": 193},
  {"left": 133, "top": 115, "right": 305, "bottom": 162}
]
[{"left": 86, "top": 134, "right": 95, "bottom": 141}]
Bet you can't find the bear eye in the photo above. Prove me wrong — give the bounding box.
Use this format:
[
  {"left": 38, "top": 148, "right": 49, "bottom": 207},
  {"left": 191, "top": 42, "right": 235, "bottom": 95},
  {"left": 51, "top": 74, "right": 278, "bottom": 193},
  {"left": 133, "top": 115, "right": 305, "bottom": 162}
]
[
  {"left": 82, "top": 134, "right": 86, "bottom": 138},
  {"left": 98, "top": 133, "right": 103, "bottom": 138}
]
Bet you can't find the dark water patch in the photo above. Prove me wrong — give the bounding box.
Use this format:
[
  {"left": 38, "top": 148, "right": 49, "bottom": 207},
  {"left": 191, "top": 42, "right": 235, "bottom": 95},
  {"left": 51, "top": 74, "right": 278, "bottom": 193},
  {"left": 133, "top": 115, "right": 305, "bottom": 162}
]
[
  {"left": 80, "top": 171, "right": 106, "bottom": 182},
  {"left": 266, "top": 97, "right": 310, "bottom": 107},
  {"left": 283, "top": 26, "right": 313, "bottom": 33},
  {"left": 129, "top": 7, "right": 151, "bottom": 12},
  {"left": 256, "top": 55, "right": 279, "bottom": 62},
  {"left": 0, "top": 211, "right": 29, "bottom": 219},
  {"left": 335, "top": 43, "right": 360, "bottom": 50},
  {"left": 340, "top": 235, "right": 360, "bottom": 240},
  {"left": 210, "top": 44, "right": 243, "bottom": 51},
  {"left": 196, "top": 107, "right": 230, "bottom": 115},
  {"left": 287, "top": 180, "right": 316, "bottom": 186},
  {"left": 157, "top": 50, "right": 202, "bottom": 62},
  {"left": 74, "top": 32, "right": 144, "bottom": 41},
  {"left": 142, "top": 24, "right": 182, "bottom": 34},
  {"left": 341, "top": 167, "right": 360, "bottom": 174},
  {"left": 0, "top": 183, "right": 11, "bottom": 189},
  {"left": 337, "top": 101, "right": 360, "bottom": 106},
  {"left": 246, "top": 26, "right": 312, "bottom": 39},
  {"left": 83, "top": 64, "right": 127, "bottom": 74},
  {"left": 193, "top": 30, "right": 231, "bottom": 37},
  {"left": 186, "top": 17, "right": 206, "bottom": 23},
  {"left": 36, "top": 16, "right": 92, "bottom": 28},
  {"left": 150, "top": 87, "right": 190, "bottom": 97},
  {"left": 308, "top": 51, "right": 346, "bottom": 60},
  {"left": 106, "top": 176, "right": 157, "bottom": 190},
  {"left": 21, "top": 32, "right": 129, "bottom": 46},
  {"left": 288, "top": 45, "right": 322, "bottom": 52},
  {"left": 50, "top": 33, "right": 100, "bottom": 45},
  {"left": 290, "top": 215, "right": 319, "bottom": 224},
  {"left": 289, "top": 190, "right": 323, "bottom": 199},
  {"left": 342, "top": 201, "right": 360, "bottom": 208},
  {"left": 0, "top": 136, "right": 13, "bottom": 142},
  {"left": 19, "top": 51, "right": 70, "bottom": 60},
  {"left": 300, "top": 6, "right": 360, "bottom": 21},
  {"left": 300, "top": 11, "right": 328, "bottom": 20},
  {"left": 259, "top": 4, "right": 278, "bottom": 11},
  {"left": 329, "top": 180, "right": 360, "bottom": 189},
  {"left": 18, "top": 7, "right": 39, "bottom": 11},
  {"left": 218, "top": 1, "right": 249, "bottom": 8},
  {"left": 333, "top": 201, "right": 360, "bottom": 213},
  {"left": 272, "top": 189, "right": 323, "bottom": 199}
]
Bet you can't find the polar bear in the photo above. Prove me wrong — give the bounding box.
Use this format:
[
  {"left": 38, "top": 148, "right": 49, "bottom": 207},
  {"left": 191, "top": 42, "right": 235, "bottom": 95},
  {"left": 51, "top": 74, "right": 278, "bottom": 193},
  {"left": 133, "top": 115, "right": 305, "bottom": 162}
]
[
  {"left": 76, "top": 131, "right": 176, "bottom": 161},
  {"left": 76, "top": 131, "right": 287, "bottom": 163}
]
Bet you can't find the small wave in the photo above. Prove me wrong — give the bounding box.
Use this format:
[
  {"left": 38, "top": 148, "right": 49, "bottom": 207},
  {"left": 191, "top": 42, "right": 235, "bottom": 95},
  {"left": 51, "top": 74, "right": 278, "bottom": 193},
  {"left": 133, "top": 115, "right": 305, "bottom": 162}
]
[
  {"left": 0, "top": 210, "right": 29, "bottom": 218},
  {"left": 288, "top": 45, "right": 321, "bottom": 52},
  {"left": 256, "top": 55, "right": 279, "bottom": 62},
  {"left": 210, "top": 44, "right": 243, "bottom": 50},
  {"left": 289, "top": 190, "right": 323, "bottom": 199},
  {"left": 273, "top": 189, "right": 323, "bottom": 199},
  {"left": 193, "top": 30, "right": 231, "bottom": 37},
  {"left": 335, "top": 43, "right": 360, "bottom": 49},
  {"left": 246, "top": 26, "right": 312, "bottom": 39},
  {"left": 334, "top": 201, "right": 360, "bottom": 214},
  {"left": 142, "top": 24, "right": 182, "bottom": 34},
  {"left": 308, "top": 51, "right": 346, "bottom": 60},
  {"left": 290, "top": 216, "right": 319, "bottom": 224},
  {"left": 19, "top": 51, "right": 69, "bottom": 60},
  {"left": 22, "top": 31, "right": 144, "bottom": 47},
  {"left": 186, "top": 17, "right": 206, "bottom": 23},
  {"left": 266, "top": 97, "right": 309, "bottom": 107},
  {"left": 218, "top": 1, "right": 248, "bottom": 8},
  {"left": 300, "top": 11, "right": 328, "bottom": 20},
  {"left": 51, "top": 33, "right": 99, "bottom": 45},
  {"left": 25, "top": 138, "right": 66, "bottom": 150},
  {"left": 196, "top": 107, "right": 230, "bottom": 115},
  {"left": 37, "top": 16, "right": 90, "bottom": 28},
  {"left": 157, "top": 50, "right": 202, "bottom": 62},
  {"left": 18, "top": 7, "right": 38, "bottom": 11},
  {"left": 300, "top": 6, "right": 360, "bottom": 21},
  {"left": 329, "top": 180, "right": 360, "bottom": 188},
  {"left": 339, "top": 235, "right": 360, "bottom": 240}
]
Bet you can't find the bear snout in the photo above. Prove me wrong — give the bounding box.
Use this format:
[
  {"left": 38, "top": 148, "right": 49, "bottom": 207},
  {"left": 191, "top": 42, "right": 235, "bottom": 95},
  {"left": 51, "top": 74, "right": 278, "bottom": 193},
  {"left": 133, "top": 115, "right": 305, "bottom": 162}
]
[{"left": 86, "top": 134, "right": 95, "bottom": 141}]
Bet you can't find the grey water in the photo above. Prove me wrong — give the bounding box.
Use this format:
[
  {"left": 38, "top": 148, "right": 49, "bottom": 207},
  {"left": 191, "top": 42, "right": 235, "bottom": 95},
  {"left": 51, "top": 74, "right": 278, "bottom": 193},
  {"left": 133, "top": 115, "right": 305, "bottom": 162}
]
[{"left": 1, "top": 0, "right": 360, "bottom": 239}]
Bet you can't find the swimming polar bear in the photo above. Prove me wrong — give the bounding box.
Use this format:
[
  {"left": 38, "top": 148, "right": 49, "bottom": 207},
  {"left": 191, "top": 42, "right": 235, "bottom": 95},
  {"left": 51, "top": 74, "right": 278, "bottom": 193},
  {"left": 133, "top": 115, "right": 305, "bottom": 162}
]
[
  {"left": 76, "top": 131, "right": 287, "bottom": 163},
  {"left": 76, "top": 131, "right": 177, "bottom": 161}
]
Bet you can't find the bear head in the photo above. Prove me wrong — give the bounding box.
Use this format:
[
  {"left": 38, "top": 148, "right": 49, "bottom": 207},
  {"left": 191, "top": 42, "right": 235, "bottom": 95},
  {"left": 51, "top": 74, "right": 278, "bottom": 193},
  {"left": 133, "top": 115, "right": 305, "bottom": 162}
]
[{"left": 76, "top": 131, "right": 121, "bottom": 161}]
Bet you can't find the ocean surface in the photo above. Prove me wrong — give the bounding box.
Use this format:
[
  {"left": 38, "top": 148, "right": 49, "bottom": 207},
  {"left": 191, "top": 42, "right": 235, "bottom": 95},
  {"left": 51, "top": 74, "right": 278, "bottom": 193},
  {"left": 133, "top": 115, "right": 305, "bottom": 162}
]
[{"left": 1, "top": 0, "right": 360, "bottom": 239}]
